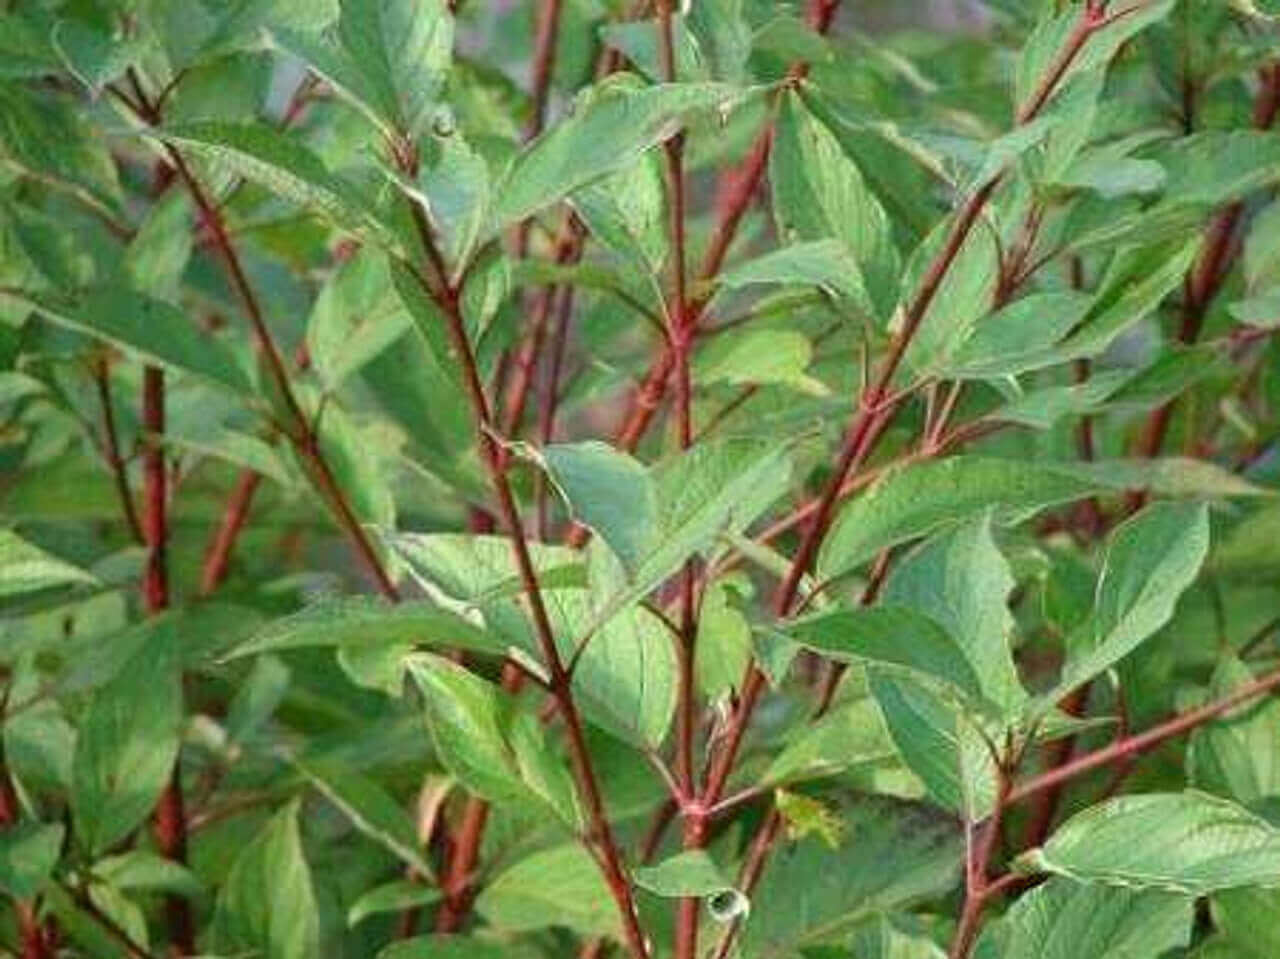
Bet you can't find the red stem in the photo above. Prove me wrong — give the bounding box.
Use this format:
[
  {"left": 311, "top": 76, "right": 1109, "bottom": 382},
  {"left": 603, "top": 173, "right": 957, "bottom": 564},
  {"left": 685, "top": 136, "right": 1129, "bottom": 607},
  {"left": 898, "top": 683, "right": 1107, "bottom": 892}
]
[
  {"left": 1008, "top": 664, "right": 1280, "bottom": 807},
  {"left": 948, "top": 771, "right": 1012, "bottom": 959},
  {"left": 199, "top": 469, "right": 262, "bottom": 595},
  {"left": 406, "top": 204, "right": 649, "bottom": 956},
  {"left": 1131, "top": 61, "right": 1280, "bottom": 496},
  {"left": 138, "top": 364, "right": 195, "bottom": 955}
]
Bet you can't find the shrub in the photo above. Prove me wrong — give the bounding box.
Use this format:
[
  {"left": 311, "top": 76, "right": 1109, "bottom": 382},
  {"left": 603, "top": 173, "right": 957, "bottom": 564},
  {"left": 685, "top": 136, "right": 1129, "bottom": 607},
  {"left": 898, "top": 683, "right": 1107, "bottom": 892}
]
[{"left": 2, "top": 1, "right": 1280, "bottom": 957}]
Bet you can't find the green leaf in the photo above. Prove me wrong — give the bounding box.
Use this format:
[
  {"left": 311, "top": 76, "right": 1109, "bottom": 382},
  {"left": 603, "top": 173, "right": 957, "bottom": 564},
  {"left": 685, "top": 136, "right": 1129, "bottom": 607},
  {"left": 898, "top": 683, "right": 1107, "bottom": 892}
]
[
  {"left": 762, "top": 697, "right": 898, "bottom": 786},
  {"left": 694, "top": 328, "right": 825, "bottom": 394},
  {"left": 1053, "top": 502, "right": 1209, "bottom": 698},
  {"left": 781, "top": 605, "right": 985, "bottom": 702},
  {"left": 941, "top": 291, "right": 1095, "bottom": 380},
  {"left": 849, "top": 913, "right": 947, "bottom": 959},
  {"left": 538, "top": 441, "right": 656, "bottom": 575},
  {"left": 475, "top": 843, "right": 620, "bottom": 938},
  {"left": 771, "top": 91, "right": 898, "bottom": 318},
  {"left": 571, "top": 149, "right": 668, "bottom": 275},
  {"left": 1021, "top": 791, "right": 1280, "bottom": 895},
  {"left": 123, "top": 194, "right": 192, "bottom": 304},
  {"left": 716, "top": 238, "right": 870, "bottom": 306},
  {"left": 348, "top": 880, "right": 441, "bottom": 928},
  {"left": 71, "top": 617, "right": 182, "bottom": 855},
  {"left": 818, "top": 458, "right": 1095, "bottom": 584},
  {"left": 294, "top": 757, "right": 433, "bottom": 879},
  {"left": 899, "top": 204, "right": 999, "bottom": 376},
  {"left": 492, "top": 76, "right": 744, "bottom": 228},
  {"left": 5, "top": 286, "right": 252, "bottom": 394},
  {"left": 272, "top": 0, "right": 452, "bottom": 142},
  {"left": 1015, "top": 1, "right": 1175, "bottom": 119},
  {"left": 1188, "top": 658, "right": 1280, "bottom": 805},
  {"left": 884, "top": 514, "right": 1027, "bottom": 715},
  {"left": 1211, "top": 887, "right": 1280, "bottom": 959},
  {"left": 155, "top": 121, "right": 380, "bottom": 238},
  {"left": 0, "top": 822, "right": 63, "bottom": 899},
  {"left": 541, "top": 437, "right": 791, "bottom": 623},
  {"left": 92, "top": 851, "right": 203, "bottom": 898},
  {"left": 0, "top": 529, "right": 97, "bottom": 597},
  {"left": 740, "top": 797, "right": 961, "bottom": 958},
  {"left": 213, "top": 799, "right": 320, "bottom": 959},
  {"left": 0, "top": 82, "right": 122, "bottom": 216},
  {"left": 225, "top": 597, "right": 497, "bottom": 660},
  {"left": 542, "top": 586, "right": 678, "bottom": 749},
  {"left": 407, "top": 654, "right": 580, "bottom": 824},
  {"left": 51, "top": 18, "right": 144, "bottom": 93},
  {"left": 1156, "top": 131, "right": 1280, "bottom": 207},
  {"left": 632, "top": 849, "right": 734, "bottom": 897},
  {"left": 306, "top": 248, "right": 411, "bottom": 390},
  {"left": 869, "top": 671, "right": 997, "bottom": 817},
  {"left": 378, "top": 936, "right": 509, "bottom": 959},
  {"left": 985, "top": 877, "right": 1192, "bottom": 959}
]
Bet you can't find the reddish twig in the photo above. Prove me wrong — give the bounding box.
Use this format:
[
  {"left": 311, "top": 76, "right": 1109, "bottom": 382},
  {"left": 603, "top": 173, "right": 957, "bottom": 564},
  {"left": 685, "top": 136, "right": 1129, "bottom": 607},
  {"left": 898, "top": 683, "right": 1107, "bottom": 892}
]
[
  {"left": 405, "top": 201, "right": 650, "bottom": 956},
  {"left": 1008, "top": 664, "right": 1280, "bottom": 807},
  {"left": 199, "top": 469, "right": 262, "bottom": 595},
  {"left": 1131, "top": 61, "right": 1280, "bottom": 502}
]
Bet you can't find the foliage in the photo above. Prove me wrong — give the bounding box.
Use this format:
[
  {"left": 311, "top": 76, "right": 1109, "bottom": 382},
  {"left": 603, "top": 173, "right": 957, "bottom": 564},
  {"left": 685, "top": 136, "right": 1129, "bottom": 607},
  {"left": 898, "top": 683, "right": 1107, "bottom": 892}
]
[{"left": 2, "top": 1, "right": 1280, "bottom": 957}]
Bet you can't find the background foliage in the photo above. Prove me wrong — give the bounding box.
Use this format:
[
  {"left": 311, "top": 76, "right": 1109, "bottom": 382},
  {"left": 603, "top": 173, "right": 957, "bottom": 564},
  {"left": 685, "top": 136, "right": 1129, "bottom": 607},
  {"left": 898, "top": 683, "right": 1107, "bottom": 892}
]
[{"left": 3, "top": 0, "right": 1280, "bottom": 957}]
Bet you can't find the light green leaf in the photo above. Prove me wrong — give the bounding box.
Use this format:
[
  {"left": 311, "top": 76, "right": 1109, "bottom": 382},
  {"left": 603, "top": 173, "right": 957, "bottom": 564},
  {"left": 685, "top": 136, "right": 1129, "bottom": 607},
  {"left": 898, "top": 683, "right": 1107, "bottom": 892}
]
[
  {"left": 818, "top": 458, "right": 1096, "bottom": 584},
  {"left": 1212, "top": 887, "right": 1280, "bottom": 959},
  {"left": 542, "top": 587, "right": 677, "bottom": 749},
  {"left": 273, "top": 0, "right": 452, "bottom": 142},
  {"left": 1021, "top": 791, "right": 1280, "bottom": 895},
  {"left": 71, "top": 617, "right": 182, "bottom": 855},
  {"left": 212, "top": 799, "right": 320, "bottom": 959},
  {"left": 378, "top": 936, "right": 509, "bottom": 959},
  {"left": 294, "top": 757, "right": 433, "bottom": 879},
  {"left": 155, "top": 121, "right": 379, "bottom": 238},
  {"left": 1053, "top": 502, "right": 1209, "bottom": 698},
  {"left": 899, "top": 204, "right": 999, "bottom": 376},
  {"left": 1188, "top": 658, "right": 1280, "bottom": 805},
  {"left": 869, "top": 672, "right": 998, "bottom": 817},
  {"left": 763, "top": 697, "right": 898, "bottom": 786},
  {"left": 571, "top": 150, "right": 668, "bottom": 275},
  {"left": 92, "top": 851, "right": 203, "bottom": 898},
  {"left": 538, "top": 441, "right": 656, "bottom": 575},
  {"left": 542, "top": 437, "right": 791, "bottom": 625},
  {"left": 1157, "top": 131, "right": 1280, "bottom": 207},
  {"left": 475, "top": 843, "right": 620, "bottom": 938},
  {"left": 124, "top": 192, "right": 192, "bottom": 304},
  {"left": 492, "top": 76, "right": 744, "bottom": 228},
  {"left": 5, "top": 286, "right": 252, "bottom": 394},
  {"left": 849, "top": 913, "right": 947, "bottom": 959},
  {"left": 0, "top": 82, "right": 122, "bottom": 215},
  {"left": 0, "top": 822, "right": 63, "bottom": 899},
  {"left": 740, "top": 796, "right": 961, "bottom": 958},
  {"left": 224, "top": 597, "right": 497, "bottom": 660},
  {"left": 985, "top": 877, "right": 1191, "bottom": 959},
  {"left": 771, "top": 91, "right": 898, "bottom": 318},
  {"left": 941, "top": 291, "right": 1094, "bottom": 380},
  {"left": 306, "top": 248, "right": 411, "bottom": 390},
  {"left": 348, "top": 881, "right": 440, "bottom": 928},
  {"left": 716, "top": 238, "right": 869, "bottom": 306},
  {"left": 781, "top": 606, "right": 984, "bottom": 702},
  {"left": 885, "top": 515, "right": 1027, "bottom": 716},
  {"left": 1015, "top": 1, "right": 1176, "bottom": 119},
  {"left": 0, "top": 529, "right": 97, "bottom": 597},
  {"left": 407, "top": 654, "right": 580, "bottom": 825},
  {"left": 632, "top": 849, "right": 734, "bottom": 898},
  {"left": 51, "top": 18, "right": 144, "bottom": 93},
  {"left": 694, "top": 328, "right": 825, "bottom": 394}
]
